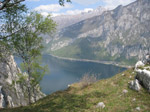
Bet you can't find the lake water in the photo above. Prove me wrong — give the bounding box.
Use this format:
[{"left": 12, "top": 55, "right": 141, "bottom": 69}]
[{"left": 15, "top": 55, "right": 126, "bottom": 95}]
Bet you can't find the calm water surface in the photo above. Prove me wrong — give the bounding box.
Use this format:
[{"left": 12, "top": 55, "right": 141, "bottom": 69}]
[{"left": 15, "top": 55, "right": 126, "bottom": 95}]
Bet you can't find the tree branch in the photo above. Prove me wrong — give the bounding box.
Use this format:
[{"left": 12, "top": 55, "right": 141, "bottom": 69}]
[{"left": 0, "top": 0, "right": 25, "bottom": 10}]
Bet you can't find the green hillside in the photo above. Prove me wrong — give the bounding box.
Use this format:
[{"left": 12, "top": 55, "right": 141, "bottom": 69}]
[
  {"left": 1, "top": 68, "right": 150, "bottom": 112},
  {"left": 45, "top": 37, "right": 137, "bottom": 66}
]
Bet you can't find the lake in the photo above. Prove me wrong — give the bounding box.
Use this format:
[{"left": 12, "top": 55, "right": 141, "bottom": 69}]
[{"left": 15, "top": 55, "right": 126, "bottom": 95}]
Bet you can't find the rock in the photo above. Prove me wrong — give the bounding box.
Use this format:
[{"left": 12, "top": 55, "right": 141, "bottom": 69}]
[
  {"left": 145, "top": 54, "right": 150, "bottom": 64},
  {"left": 68, "top": 84, "right": 71, "bottom": 87},
  {"left": 136, "top": 69, "right": 150, "bottom": 92},
  {"left": 7, "top": 95, "right": 14, "bottom": 107},
  {"left": 136, "top": 107, "right": 141, "bottom": 111},
  {"left": 132, "top": 98, "right": 136, "bottom": 102},
  {"left": 122, "top": 89, "right": 128, "bottom": 94},
  {"left": 0, "top": 55, "right": 45, "bottom": 108},
  {"left": 129, "top": 79, "right": 141, "bottom": 91},
  {"left": 96, "top": 102, "right": 105, "bottom": 108},
  {"left": 135, "top": 61, "right": 145, "bottom": 70},
  {"left": 122, "top": 74, "right": 125, "bottom": 76},
  {"left": 0, "top": 86, "right": 6, "bottom": 108}
]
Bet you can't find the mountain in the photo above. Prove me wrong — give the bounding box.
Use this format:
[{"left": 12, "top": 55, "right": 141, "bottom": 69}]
[
  {"left": 53, "top": 6, "right": 106, "bottom": 30},
  {"left": 45, "top": 0, "right": 150, "bottom": 65}
]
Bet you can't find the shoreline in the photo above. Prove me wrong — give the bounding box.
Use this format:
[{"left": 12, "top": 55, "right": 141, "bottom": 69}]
[{"left": 47, "top": 54, "right": 132, "bottom": 68}]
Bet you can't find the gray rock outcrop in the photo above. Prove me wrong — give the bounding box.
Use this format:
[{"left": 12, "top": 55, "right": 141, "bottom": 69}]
[
  {"left": 0, "top": 55, "right": 45, "bottom": 108},
  {"left": 136, "top": 69, "right": 150, "bottom": 91},
  {"left": 131, "top": 56, "right": 150, "bottom": 92},
  {"left": 129, "top": 79, "right": 141, "bottom": 91}
]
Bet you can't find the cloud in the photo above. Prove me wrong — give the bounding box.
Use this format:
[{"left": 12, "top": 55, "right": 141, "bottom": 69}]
[
  {"left": 40, "top": 8, "right": 93, "bottom": 17},
  {"left": 34, "top": 3, "right": 72, "bottom": 13},
  {"left": 66, "top": 8, "right": 93, "bottom": 15},
  {"left": 102, "top": 0, "right": 136, "bottom": 9},
  {"left": 71, "top": 0, "right": 99, "bottom": 5}
]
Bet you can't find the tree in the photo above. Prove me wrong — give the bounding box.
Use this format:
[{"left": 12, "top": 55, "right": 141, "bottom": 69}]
[
  {"left": 0, "top": 0, "right": 68, "bottom": 105},
  {"left": 10, "top": 12, "right": 56, "bottom": 104},
  {"left": 0, "top": 0, "right": 71, "bottom": 11}
]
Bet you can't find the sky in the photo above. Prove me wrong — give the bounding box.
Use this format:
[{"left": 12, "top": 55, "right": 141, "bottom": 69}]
[{"left": 23, "top": 0, "right": 136, "bottom": 17}]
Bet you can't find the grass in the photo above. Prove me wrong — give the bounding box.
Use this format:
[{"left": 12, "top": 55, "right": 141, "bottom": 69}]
[{"left": 1, "top": 68, "right": 150, "bottom": 112}]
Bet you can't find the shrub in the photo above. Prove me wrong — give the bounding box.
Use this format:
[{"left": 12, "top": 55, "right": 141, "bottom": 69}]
[{"left": 80, "top": 73, "right": 98, "bottom": 89}]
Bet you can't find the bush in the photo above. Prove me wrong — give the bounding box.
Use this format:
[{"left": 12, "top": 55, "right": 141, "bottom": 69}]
[{"left": 80, "top": 73, "right": 98, "bottom": 89}]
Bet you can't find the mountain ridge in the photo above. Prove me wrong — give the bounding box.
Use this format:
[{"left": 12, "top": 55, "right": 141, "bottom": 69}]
[{"left": 45, "top": 0, "right": 150, "bottom": 65}]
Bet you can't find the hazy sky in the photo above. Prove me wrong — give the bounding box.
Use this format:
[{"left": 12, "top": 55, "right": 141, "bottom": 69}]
[{"left": 23, "top": 0, "right": 136, "bottom": 16}]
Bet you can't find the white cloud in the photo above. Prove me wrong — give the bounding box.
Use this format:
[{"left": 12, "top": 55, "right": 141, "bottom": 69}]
[
  {"left": 34, "top": 3, "right": 72, "bottom": 13},
  {"left": 49, "top": 8, "right": 93, "bottom": 17},
  {"left": 72, "top": 0, "right": 99, "bottom": 5},
  {"left": 39, "top": 7, "right": 93, "bottom": 17},
  {"left": 41, "top": 12, "right": 49, "bottom": 17},
  {"left": 103, "top": 0, "right": 136, "bottom": 10},
  {"left": 66, "top": 8, "right": 93, "bottom": 15}
]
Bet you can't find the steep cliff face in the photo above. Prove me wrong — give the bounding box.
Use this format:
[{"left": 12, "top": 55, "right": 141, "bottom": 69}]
[
  {"left": 45, "top": 0, "right": 150, "bottom": 65},
  {"left": 0, "top": 56, "right": 45, "bottom": 108}
]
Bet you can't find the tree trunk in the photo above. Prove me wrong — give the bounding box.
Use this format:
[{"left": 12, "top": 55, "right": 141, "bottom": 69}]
[
  {"left": 27, "top": 62, "right": 32, "bottom": 105},
  {"left": 33, "top": 88, "right": 36, "bottom": 102},
  {"left": 27, "top": 85, "right": 31, "bottom": 104}
]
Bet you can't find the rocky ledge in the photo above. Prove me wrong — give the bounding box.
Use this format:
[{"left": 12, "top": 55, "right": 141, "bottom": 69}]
[
  {"left": 129, "top": 54, "right": 150, "bottom": 92},
  {"left": 0, "top": 55, "right": 45, "bottom": 108}
]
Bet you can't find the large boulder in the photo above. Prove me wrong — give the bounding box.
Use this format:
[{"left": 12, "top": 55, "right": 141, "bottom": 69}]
[
  {"left": 135, "top": 69, "right": 150, "bottom": 92},
  {"left": 135, "top": 61, "right": 145, "bottom": 70},
  {"left": 129, "top": 79, "right": 141, "bottom": 91}
]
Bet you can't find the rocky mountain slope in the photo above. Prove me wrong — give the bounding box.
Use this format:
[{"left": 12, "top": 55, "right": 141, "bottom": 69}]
[
  {"left": 53, "top": 6, "right": 106, "bottom": 30},
  {"left": 1, "top": 57, "right": 150, "bottom": 112},
  {"left": 0, "top": 55, "right": 45, "bottom": 108},
  {"left": 45, "top": 0, "right": 150, "bottom": 65}
]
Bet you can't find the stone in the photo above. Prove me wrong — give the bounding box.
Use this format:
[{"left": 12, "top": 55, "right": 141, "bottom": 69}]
[
  {"left": 0, "top": 86, "right": 5, "bottom": 108},
  {"left": 136, "top": 69, "right": 150, "bottom": 92},
  {"left": 145, "top": 54, "right": 150, "bottom": 64},
  {"left": 136, "top": 107, "right": 140, "bottom": 111},
  {"left": 96, "top": 102, "right": 105, "bottom": 108},
  {"left": 132, "top": 98, "right": 136, "bottom": 102},
  {"left": 7, "top": 96, "right": 14, "bottom": 107},
  {"left": 129, "top": 79, "right": 141, "bottom": 91},
  {"left": 122, "top": 74, "right": 125, "bottom": 76},
  {"left": 122, "top": 89, "right": 128, "bottom": 94},
  {"left": 135, "top": 61, "right": 144, "bottom": 70}
]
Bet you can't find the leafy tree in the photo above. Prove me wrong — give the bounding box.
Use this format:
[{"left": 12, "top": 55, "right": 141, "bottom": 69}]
[
  {"left": 11, "top": 12, "right": 56, "bottom": 104},
  {"left": 0, "top": 0, "right": 69, "bottom": 105}
]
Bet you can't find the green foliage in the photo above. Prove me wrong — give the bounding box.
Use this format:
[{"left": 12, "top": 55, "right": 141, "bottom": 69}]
[{"left": 9, "top": 12, "right": 56, "bottom": 104}]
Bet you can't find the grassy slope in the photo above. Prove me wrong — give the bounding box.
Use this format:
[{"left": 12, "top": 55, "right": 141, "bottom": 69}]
[{"left": 1, "top": 68, "right": 150, "bottom": 112}]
